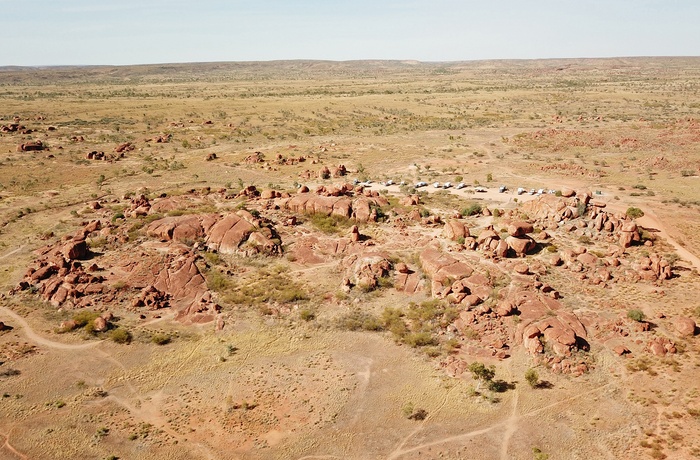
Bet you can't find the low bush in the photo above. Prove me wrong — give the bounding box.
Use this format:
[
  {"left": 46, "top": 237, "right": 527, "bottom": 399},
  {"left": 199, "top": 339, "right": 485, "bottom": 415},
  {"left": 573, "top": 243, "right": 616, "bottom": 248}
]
[
  {"left": 336, "top": 310, "right": 383, "bottom": 331},
  {"left": 627, "top": 309, "right": 646, "bottom": 322},
  {"left": 109, "top": 328, "right": 132, "bottom": 344},
  {"left": 151, "top": 333, "right": 171, "bottom": 345},
  {"left": 308, "top": 213, "right": 353, "bottom": 234},
  {"left": 461, "top": 203, "right": 482, "bottom": 217}
]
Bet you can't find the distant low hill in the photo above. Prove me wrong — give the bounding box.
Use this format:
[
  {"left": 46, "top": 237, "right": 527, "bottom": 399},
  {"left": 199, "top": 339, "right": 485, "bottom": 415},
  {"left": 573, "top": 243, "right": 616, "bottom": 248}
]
[{"left": 1, "top": 56, "right": 699, "bottom": 85}]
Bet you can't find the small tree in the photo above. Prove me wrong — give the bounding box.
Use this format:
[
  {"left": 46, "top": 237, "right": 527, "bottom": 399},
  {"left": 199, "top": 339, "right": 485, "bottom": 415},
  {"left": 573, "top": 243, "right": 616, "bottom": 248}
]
[
  {"left": 525, "top": 368, "right": 539, "bottom": 388},
  {"left": 469, "top": 362, "right": 495, "bottom": 390},
  {"left": 627, "top": 309, "right": 646, "bottom": 322}
]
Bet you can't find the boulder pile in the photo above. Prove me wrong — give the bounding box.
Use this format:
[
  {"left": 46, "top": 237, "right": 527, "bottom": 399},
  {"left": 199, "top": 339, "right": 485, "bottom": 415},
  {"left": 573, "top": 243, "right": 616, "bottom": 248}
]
[{"left": 17, "top": 140, "right": 45, "bottom": 152}]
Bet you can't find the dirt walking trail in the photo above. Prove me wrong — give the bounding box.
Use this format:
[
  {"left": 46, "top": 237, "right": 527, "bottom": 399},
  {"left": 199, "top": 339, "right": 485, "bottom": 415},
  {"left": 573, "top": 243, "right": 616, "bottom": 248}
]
[
  {"left": 386, "top": 382, "right": 615, "bottom": 459},
  {"left": 0, "top": 428, "right": 28, "bottom": 460},
  {"left": 636, "top": 212, "right": 700, "bottom": 271},
  {"left": 0, "top": 306, "right": 103, "bottom": 350},
  {"left": 0, "top": 246, "right": 25, "bottom": 261}
]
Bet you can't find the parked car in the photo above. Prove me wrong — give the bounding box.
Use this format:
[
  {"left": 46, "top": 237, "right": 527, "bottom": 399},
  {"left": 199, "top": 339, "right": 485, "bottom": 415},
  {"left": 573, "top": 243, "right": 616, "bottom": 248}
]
[
  {"left": 499, "top": 185, "right": 507, "bottom": 193},
  {"left": 475, "top": 186, "right": 486, "bottom": 192},
  {"left": 517, "top": 187, "right": 526, "bottom": 195},
  {"left": 529, "top": 189, "right": 535, "bottom": 195},
  {"left": 433, "top": 182, "right": 441, "bottom": 188},
  {"left": 415, "top": 181, "right": 427, "bottom": 188},
  {"left": 456, "top": 182, "right": 465, "bottom": 189},
  {"left": 537, "top": 188, "right": 544, "bottom": 195},
  {"left": 443, "top": 182, "right": 452, "bottom": 189},
  {"left": 386, "top": 179, "right": 394, "bottom": 186}
]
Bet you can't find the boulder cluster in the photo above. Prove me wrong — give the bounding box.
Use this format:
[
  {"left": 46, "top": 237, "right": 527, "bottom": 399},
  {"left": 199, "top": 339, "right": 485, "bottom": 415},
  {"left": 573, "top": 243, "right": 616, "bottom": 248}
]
[
  {"left": 274, "top": 185, "right": 388, "bottom": 223},
  {"left": 86, "top": 150, "right": 125, "bottom": 161},
  {"left": 12, "top": 221, "right": 104, "bottom": 308},
  {"left": 17, "top": 140, "right": 45, "bottom": 152}
]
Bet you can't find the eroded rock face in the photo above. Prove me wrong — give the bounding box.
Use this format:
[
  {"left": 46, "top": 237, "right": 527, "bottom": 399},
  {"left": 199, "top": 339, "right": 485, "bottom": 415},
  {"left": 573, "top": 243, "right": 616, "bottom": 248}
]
[
  {"left": 62, "top": 239, "right": 89, "bottom": 261},
  {"left": 275, "top": 191, "right": 388, "bottom": 223},
  {"left": 343, "top": 253, "right": 391, "bottom": 291},
  {"left": 443, "top": 220, "right": 470, "bottom": 241},
  {"left": 153, "top": 253, "right": 219, "bottom": 323},
  {"left": 506, "top": 235, "right": 536, "bottom": 257},
  {"left": 147, "top": 215, "right": 209, "bottom": 243},
  {"left": 511, "top": 288, "right": 588, "bottom": 356},
  {"left": 420, "top": 247, "right": 474, "bottom": 285},
  {"left": 205, "top": 214, "right": 256, "bottom": 254},
  {"left": 674, "top": 317, "right": 697, "bottom": 337},
  {"left": 507, "top": 221, "right": 534, "bottom": 237}
]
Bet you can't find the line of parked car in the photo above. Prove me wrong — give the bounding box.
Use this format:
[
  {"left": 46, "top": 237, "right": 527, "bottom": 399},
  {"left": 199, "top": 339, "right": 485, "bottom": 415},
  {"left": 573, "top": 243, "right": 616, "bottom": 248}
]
[
  {"left": 353, "top": 178, "right": 557, "bottom": 197},
  {"left": 516, "top": 187, "right": 556, "bottom": 196}
]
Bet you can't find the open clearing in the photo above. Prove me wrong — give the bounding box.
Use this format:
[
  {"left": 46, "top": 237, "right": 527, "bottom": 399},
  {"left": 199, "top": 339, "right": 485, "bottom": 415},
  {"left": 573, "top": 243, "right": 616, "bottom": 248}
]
[{"left": 1, "top": 58, "right": 699, "bottom": 460}]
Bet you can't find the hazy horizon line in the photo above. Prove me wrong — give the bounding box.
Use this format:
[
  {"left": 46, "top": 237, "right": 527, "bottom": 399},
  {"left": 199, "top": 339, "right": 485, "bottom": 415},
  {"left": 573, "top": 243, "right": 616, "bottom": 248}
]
[{"left": 2, "top": 54, "right": 700, "bottom": 69}]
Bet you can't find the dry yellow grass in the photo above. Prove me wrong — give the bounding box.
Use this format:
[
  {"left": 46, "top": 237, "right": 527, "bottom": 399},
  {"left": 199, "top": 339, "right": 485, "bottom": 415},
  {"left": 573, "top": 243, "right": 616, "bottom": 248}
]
[{"left": 1, "top": 58, "right": 699, "bottom": 460}]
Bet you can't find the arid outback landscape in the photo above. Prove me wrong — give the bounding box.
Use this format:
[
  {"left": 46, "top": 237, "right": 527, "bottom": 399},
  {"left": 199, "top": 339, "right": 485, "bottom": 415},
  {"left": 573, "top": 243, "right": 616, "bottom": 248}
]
[{"left": 1, "top": 57, "right": 700, "bottom": 460}]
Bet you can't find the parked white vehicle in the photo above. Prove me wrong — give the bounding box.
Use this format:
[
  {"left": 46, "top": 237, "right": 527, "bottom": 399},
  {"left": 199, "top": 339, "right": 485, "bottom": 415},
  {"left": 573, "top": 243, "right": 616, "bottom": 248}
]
[
  {"left": 517, "top": 187, "right": 526, "bottom": 195},
  {"left": 455, "top": 183, "right": 465, "bottom": 189},
  {"left": 433, "top": 182, "right": 441, "bottom": 188},
  {"left": 443, "top": 182, "right": 452, "bottom": 189}
]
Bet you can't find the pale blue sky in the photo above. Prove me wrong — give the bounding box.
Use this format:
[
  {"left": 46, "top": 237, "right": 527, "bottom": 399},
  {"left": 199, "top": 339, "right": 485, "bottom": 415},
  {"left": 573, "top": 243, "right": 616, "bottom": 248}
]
[{"left": 1, "top": 0, "right": 698, "bottom": 66}]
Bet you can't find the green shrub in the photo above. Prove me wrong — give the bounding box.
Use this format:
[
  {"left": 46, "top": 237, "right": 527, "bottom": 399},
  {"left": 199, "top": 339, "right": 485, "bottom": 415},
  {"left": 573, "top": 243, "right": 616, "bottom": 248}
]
[
  {"left": 627, "top": 309, "right": 646, "bottom": 322},
  {"left": 207, "top": 269, "right": 232, "bottom": 292},
  {"left": 151, "top": 333, "right": 171, "bottom": 345},
  {"left": 525, "top": 368, "right": 539, "bottom": 388},
  {"left": 203, "top": 251, "right": 222, "bottom": 266},
  {"left": 403, "top": 332, "right": 437, "bottom": 348},
  {"left": 109, "top": 328, "right": 132, "bottom": 344},
  {"left": 299, "top": 309, "right": 315, "bottom": 321},
  {"left": 469, "top": 362, "right": 495, "bottom": 389},
  {"left": 308, "top": 213, "right": 352, "bottom": 234},
  {"left": 626, "top": 207, "right": 645, "bottom": 219},
  {"left": 73, "top": 311, "right": 100, "bottom": 328},
  {"left": 461, "top": 203, "right": 482, "bottom": 217}
]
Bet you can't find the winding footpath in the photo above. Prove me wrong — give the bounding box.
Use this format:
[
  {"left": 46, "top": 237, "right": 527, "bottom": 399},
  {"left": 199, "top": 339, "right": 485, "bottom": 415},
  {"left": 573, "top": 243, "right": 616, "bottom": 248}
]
[{"left": 0, "top": 306, "right": 102, "bottom": 351}]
